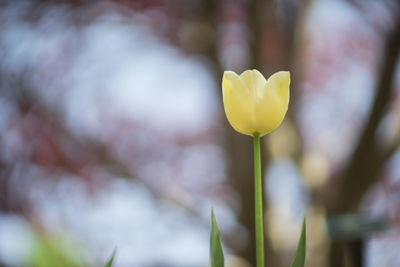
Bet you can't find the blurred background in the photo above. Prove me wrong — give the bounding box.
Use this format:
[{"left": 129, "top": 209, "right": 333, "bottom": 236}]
[{"left": 0, "top": 0, "right": 399, "bottom": 266}]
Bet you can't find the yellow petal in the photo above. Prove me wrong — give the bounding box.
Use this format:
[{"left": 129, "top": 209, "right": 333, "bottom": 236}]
[
  {"left": 255, "top": 71, "right": 290, "bottom": 136},
  {"left": 266, "top": 71, "right": 290, "bottom": 108},
  {"left": 239, "top": 69, "right": 267, "bottom": 99},
  {"left": 222, "top": 71, "right": 255, "bottom": 135}
]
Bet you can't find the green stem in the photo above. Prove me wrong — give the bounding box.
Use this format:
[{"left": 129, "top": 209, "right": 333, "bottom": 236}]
[{"left": 253, "top": 133, "right": 264, "bottom": 267}]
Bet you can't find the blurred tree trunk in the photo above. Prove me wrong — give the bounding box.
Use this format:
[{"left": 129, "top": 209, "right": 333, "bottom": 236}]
[
  {"left": 226, "top": 130, "right": 259, "bottom": 265},
  {"left": 201, "top": 1, "right": 260, "bottom": 265},
  {"left": 250, "top": 0, "right": 282, "bottom": 266},
  {"left": 202, "top": 0, "right": 282, "bottom": 265}
]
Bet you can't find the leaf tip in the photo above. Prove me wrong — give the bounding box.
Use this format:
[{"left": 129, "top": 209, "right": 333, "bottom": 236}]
[
  {"left": 210, "top": 208, "right": 224, "bottom": 267},
  {"left": 290, "top": 217, "right": 307, "bottom": 267},
  {"left": 105, "top": 247, "right": 117, "bottom": 267}
]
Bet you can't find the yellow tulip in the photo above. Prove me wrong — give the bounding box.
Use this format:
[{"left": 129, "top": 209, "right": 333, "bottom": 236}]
[{"left": 222, "top": 69, "right": 290, "bottom": 137}]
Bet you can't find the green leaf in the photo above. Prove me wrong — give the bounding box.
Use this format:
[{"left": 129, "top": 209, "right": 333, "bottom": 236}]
[
  {"left": 291, "top": 218, "right": 306, "bottom": 267},
  {"left": 210, "top": 209, "right": 224, "bottom": 267},
  {"left": 105, "top": 248, "right": 116, "bottom": 267}
]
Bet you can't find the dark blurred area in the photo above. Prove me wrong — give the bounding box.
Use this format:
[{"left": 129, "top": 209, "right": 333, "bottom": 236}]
[{"left": 0, "top": 0, "right": 399, "bottom": 266}]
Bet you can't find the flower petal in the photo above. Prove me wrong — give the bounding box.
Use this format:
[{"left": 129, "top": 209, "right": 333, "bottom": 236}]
[
  {"left": 239, "top": 69, "right": 267, "bottom": 99},
  {"left": 265, "top": 71, "right": 290, "bottom": 107},
  {"left": 222, "top": 71, "right": 255, "bottom": 135},
  {"left": 255, "top": 71, "right": 290, "bottom": 136}
]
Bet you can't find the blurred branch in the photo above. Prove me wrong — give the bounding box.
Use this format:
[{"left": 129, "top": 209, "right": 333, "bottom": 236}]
[
  {"left": 326, "top": 13, "right": 400, "bottom": 213},
  {"left": 378, "top": 130, "right": 400, "bottom": 168},
  {"left": 324, "top": 7, "right": 400, "bottom": 266},
  {"left": 0, "top": 75, "right": 150, "bottom": 210}
]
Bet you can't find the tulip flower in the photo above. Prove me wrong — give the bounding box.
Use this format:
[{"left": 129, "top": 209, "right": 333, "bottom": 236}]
[
  {"left": 222, "top": 69, "right": 290, "bottom": 137},
  {"left": 211, "top": 69, "right": 305, "bottom": 267},
  {"left": 221, "top": 69, "right": 290, "bottom": 267}
]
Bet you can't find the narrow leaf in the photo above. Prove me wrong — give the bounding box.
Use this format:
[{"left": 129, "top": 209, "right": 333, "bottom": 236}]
[
  {"left": 210, "top": 209, "right": 224, "bottom": 267},
  {"left": 105, "top": 248, "right": 116, "bottom": 267},
  {"left": 291, "top": 218, "right": 306, "bottom": 267}
]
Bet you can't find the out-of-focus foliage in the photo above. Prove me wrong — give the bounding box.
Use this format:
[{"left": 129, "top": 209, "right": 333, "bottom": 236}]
[{"left": 30, "top": 235, "right": 86, "bottom": 267}]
